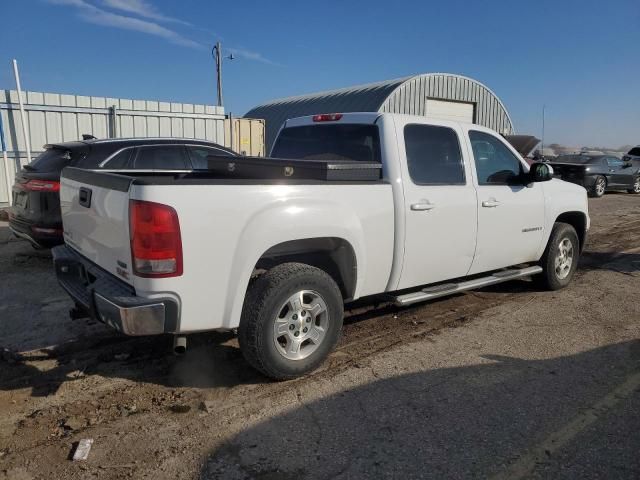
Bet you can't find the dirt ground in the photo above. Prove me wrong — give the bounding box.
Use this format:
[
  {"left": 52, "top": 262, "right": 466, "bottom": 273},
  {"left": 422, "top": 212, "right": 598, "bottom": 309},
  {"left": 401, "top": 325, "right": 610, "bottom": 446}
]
[{"left": 1, "top": 194, "right": 639, "bottom": 480}]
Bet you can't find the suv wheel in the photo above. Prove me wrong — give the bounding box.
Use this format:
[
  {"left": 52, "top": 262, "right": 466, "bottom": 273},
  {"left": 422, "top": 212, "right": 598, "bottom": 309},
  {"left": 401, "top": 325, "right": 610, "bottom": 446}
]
[
  {"left": 627, "top": 176, "right": 640, "bottom": 194},
  {"left": 535, "top": 222, "right": 580, "bottom": 290},
  {"left": 590, "top": 176, "right": 606, "bottom": 198},
  {"left": 238, "top": 262, "right": 343, "bottom": 380}
]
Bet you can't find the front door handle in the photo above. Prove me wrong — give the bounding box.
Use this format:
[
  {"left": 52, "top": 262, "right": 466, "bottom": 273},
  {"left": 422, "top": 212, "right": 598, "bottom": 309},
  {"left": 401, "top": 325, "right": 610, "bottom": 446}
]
[
  {"left": 411, "top": 202, "right": 436, "bottom": 211},
  {"left": 482, "top": 199, "right": 501, "bottom": 208}
]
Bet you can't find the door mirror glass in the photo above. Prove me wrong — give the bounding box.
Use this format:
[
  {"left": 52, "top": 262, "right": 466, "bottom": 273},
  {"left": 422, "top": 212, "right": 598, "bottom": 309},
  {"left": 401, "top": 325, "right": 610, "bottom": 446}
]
[{"left": 529, "top": 162, "right": 553, "bottom": 182}]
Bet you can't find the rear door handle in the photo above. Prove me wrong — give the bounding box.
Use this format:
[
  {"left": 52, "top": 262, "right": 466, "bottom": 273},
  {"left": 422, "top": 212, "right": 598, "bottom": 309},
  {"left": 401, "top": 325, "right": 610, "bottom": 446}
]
[
  {"left": 411, "top": 202, "right": 436, "bottom": 211},
  {"left": 482, "top": 199, "right": 501, "bottom": 208}
]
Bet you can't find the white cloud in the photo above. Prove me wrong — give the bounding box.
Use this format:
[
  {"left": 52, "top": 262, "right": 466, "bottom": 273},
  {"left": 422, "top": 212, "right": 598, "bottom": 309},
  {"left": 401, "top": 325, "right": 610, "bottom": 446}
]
[
  {"left": 45, "top": 0, "right": 201, "bottom": 49},
  {"left": 46, "top": 0, "right": 278, "bottom": 64},
  {"left": 227, "top": 47, "right": 280, "bottom": 66},
  {"left": 100, "top": 0, "right": 191, "bottom": 26}
]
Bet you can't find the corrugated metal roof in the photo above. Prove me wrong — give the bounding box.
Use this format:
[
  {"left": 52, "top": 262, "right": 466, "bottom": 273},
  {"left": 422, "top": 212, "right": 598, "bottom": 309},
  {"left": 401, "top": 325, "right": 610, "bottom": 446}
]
[{"left": 245, "top": 73, "right": 514, "bottom": 151}]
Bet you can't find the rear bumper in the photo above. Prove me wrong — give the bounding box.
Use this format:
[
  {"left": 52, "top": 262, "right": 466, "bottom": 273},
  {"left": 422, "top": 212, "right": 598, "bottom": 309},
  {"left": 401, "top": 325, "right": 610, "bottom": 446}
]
[
  {"left": 8, "top": 215, "right": 63, "bottom": 247},
  {"left": 52, "top": 245, "right": 179, "bottom": 335}
]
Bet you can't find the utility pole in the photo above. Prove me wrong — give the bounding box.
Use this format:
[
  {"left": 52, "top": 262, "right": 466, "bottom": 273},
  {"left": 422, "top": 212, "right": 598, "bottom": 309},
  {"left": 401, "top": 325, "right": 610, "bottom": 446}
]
[
  {"left": 212, "top": 41, "right": 223, "bottom": 107},
  {"left": 212, "top": 42, "right": 235, "bottom": 108}
]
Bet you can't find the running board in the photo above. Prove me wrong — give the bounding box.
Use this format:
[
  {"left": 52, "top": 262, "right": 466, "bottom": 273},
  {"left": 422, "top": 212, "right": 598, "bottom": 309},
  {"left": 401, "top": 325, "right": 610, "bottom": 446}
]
[{"left": 393, "top": 266, "right": 543, "bottom": 307}]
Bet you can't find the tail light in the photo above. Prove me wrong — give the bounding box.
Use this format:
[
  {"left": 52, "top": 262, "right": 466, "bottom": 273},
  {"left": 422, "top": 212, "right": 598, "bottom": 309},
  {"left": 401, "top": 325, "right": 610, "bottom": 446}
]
[
  {"left": 129, "top": 200, "right": 183, "bottom": 278},
  {"left": 312, "top": 113, "right": 343, "bottom": 122},
  {"left": 21, "top": 180, "right": 60, "bottom": 192}
]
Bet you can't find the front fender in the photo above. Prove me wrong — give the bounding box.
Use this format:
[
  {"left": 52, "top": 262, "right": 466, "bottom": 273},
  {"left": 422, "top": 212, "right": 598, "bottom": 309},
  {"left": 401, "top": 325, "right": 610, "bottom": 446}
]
[
  {"left": 222, "top": 198, "right": 367, "bottom": 329},
  {"left": 538, "top": 179, "right": 590, "bottom": 258}
]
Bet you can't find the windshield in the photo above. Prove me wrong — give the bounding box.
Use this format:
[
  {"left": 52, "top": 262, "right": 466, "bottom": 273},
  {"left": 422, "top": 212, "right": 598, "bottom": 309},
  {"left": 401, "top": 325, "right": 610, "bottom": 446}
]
[
  {"left": 271, "top": 124, "right": 381, "bottom": 163},
  {"left": 28, "top": 148, "right": 74, "bottom": 172},
  {"left": 553, "top": 155, "right": 595, "bottom": 164}
]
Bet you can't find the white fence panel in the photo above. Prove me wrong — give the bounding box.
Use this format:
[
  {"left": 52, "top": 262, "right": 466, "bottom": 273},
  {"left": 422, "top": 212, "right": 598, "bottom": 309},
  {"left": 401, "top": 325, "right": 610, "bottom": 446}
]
[
  {"left": 0, "top": 89, "right": 226, "bottom": 206},
  {"left": 1, "top": 89, "right": 265, "bottom": 207}
]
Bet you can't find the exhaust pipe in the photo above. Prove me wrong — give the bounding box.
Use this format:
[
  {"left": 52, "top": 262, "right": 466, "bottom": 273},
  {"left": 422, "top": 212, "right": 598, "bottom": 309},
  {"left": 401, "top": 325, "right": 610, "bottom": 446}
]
[{"left": 173, "top": 336, "right": 187, "bottom": 355}]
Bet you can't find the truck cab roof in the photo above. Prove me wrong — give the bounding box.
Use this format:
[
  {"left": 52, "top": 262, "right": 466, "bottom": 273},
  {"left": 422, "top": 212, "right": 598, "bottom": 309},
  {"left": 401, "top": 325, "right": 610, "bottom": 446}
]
[{"left": 283, "top": 111, "right": 497, "bottom": 132}]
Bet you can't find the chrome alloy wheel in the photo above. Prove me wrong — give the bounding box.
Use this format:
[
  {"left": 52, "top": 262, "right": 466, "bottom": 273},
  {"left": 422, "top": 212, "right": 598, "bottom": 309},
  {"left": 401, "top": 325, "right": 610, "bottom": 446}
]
[
  {"left": 272, "top": 290, "right": 329, "bottom": 361},
  {"left": 633, "top": 178, "right": 640, "bottom": 193},
  {"left": 555, "top": 238, "right": 574, "bottom": 280},
  {"left": 596, "top": 178, "right": 606, "bottom": 196}
]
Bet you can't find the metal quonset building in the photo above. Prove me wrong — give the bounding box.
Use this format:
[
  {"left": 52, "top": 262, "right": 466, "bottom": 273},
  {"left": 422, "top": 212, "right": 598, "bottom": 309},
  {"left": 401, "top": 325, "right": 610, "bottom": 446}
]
[{"left": 245, "top": 73, "right": 515, "bottom": 151}]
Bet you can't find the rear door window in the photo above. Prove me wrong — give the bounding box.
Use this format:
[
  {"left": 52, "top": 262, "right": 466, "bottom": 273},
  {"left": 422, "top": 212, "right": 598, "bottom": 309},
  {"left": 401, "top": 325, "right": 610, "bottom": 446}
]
[
  {"left": 187, "top": 146, "right": 234, "bottom": 169},
  {"left": 101, "top": 149, "right": 133, "bottom": 169},
  {"left": 271, "top": 124, "right": 381, "bottom": 163},
  {"left": 404, "top": 124, "right": 465, "bottom": 185},
  {"left": 133, "top": 146, "right": 189, "bottom": 170}
]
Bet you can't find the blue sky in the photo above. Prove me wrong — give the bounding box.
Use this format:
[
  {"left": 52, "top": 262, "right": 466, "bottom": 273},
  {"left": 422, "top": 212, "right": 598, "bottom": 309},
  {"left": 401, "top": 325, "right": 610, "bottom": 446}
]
[{"left": 1, "top": 0, "right": 638, "bottom": 148}]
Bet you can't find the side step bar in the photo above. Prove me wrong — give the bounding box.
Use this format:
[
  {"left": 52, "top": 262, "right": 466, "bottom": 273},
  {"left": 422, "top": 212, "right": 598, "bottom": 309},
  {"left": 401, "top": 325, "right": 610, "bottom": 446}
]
[{"left": 393, "top": 266, "right": 543, "bottom": 307}]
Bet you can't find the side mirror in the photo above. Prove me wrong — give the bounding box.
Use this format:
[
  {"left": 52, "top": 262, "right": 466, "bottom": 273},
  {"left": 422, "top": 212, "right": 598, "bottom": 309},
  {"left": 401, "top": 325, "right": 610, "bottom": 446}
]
[{"left": 528, "top": 162, "right": 554, "bottom": 183}]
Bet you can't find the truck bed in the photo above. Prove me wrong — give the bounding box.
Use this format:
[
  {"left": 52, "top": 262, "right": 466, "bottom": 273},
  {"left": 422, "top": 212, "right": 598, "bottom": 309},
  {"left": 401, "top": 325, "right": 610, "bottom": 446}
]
[{"left": 58, "top": 162, "right": 395, "bottom": 331}]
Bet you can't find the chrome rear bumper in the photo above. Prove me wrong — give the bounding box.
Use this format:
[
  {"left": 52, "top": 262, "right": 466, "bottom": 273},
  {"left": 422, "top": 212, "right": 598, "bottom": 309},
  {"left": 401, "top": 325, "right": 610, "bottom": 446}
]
[{"left": 52, "top": 245, "right": 178, "bottom": 335}]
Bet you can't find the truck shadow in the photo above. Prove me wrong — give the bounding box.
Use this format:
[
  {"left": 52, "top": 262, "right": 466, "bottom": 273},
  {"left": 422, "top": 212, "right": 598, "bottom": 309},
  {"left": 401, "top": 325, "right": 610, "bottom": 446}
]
[
  {"left": 579, "top": 250, "right": 640, "bottom": 275},
  {"left": 199, "top": 340, "right": 640, "bottom": 479},
  {"left": 0, "top": 331, "right": 266, "bottom": 397}
]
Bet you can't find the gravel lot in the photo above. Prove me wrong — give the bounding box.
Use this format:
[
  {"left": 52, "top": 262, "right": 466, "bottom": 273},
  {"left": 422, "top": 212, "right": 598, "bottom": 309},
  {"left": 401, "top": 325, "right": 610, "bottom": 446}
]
[{"left": 1, "top": 194, "right": 639, "bottom": 480}]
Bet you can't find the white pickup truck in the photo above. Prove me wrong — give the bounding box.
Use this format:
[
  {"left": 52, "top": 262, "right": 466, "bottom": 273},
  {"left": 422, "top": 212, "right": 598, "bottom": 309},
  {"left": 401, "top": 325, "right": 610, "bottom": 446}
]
[{"left": 53, "top": 113, "right": 589, "bottom": 379}]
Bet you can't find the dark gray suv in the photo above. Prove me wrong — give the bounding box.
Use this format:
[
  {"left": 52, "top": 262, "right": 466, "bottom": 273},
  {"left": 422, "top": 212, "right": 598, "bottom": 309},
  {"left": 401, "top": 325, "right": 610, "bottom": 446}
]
[{"left": 10, "top": 138, "right": 235, "bottom": 248}]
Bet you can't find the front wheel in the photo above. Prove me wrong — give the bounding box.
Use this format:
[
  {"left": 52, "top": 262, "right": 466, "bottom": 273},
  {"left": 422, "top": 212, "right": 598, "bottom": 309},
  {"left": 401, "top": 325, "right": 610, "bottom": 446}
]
[
  {"left": 238, "top": 262, "right": 344, "bottom": 380},
  {"left": 627, "top": 176, "right": 640, "bottom": 194},
  {"left": 589, "top": 176, "right": 606, "bottom": 198},
  {"left": 535, "top": 222, "right": 580, "bottom": 291}
]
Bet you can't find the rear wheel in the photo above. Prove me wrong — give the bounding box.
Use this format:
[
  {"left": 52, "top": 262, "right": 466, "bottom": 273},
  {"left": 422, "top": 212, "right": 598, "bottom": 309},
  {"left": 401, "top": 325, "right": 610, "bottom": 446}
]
[
  {"left": 627, "top": 176, "right": 640, "bottom": 194},
  {"left": 535, "top": 222, "right": 580, "bottom": 291},
  {"left": 238, "top": 262, "right": 343, "bottom": 380},
  {"left": 589, "top": 176, "right": 606, "bottom": 198}
]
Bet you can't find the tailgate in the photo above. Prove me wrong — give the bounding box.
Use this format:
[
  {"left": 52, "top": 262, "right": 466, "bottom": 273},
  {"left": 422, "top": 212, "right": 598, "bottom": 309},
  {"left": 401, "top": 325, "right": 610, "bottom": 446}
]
[{"left": 60, "top": 167, "right": 134, "bottom": 284}]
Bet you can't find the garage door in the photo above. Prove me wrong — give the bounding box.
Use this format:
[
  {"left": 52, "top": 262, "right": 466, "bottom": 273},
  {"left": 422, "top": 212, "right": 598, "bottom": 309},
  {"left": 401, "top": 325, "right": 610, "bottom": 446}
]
[{"left": 425, "top": 99, "right": 474, "bottom": 123}]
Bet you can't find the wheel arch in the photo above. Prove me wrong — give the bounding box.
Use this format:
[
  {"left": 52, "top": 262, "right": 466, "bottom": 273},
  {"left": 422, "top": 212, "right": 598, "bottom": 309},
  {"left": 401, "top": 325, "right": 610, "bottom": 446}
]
[
  {"left": 555, "top": 211, "right": 588, "bottom": 252},
  {"left": 254, "top": 237, "right": 358, "bottom": 301}
]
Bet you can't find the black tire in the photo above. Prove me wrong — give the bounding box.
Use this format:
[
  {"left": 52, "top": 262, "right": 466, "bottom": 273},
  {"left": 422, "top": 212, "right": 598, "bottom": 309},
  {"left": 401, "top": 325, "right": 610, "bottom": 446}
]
[
  {"left": 627, "top": 176, "right": 640, "bottom": 194},
  {"left": 535, "top": 222, "right": 580, "bottom": 291},
  {"left": 589, "top": 176, "right": 606, "bottom": 198},
  {"left": 238, "top": 262, "right": 343, "bottom": 380}
]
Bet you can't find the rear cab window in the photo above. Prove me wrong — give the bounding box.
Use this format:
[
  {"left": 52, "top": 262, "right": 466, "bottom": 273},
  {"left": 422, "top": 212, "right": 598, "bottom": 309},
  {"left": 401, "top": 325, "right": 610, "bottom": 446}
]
[{"left": 271, "top": 124, "right": 381, "bottom": 163}]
